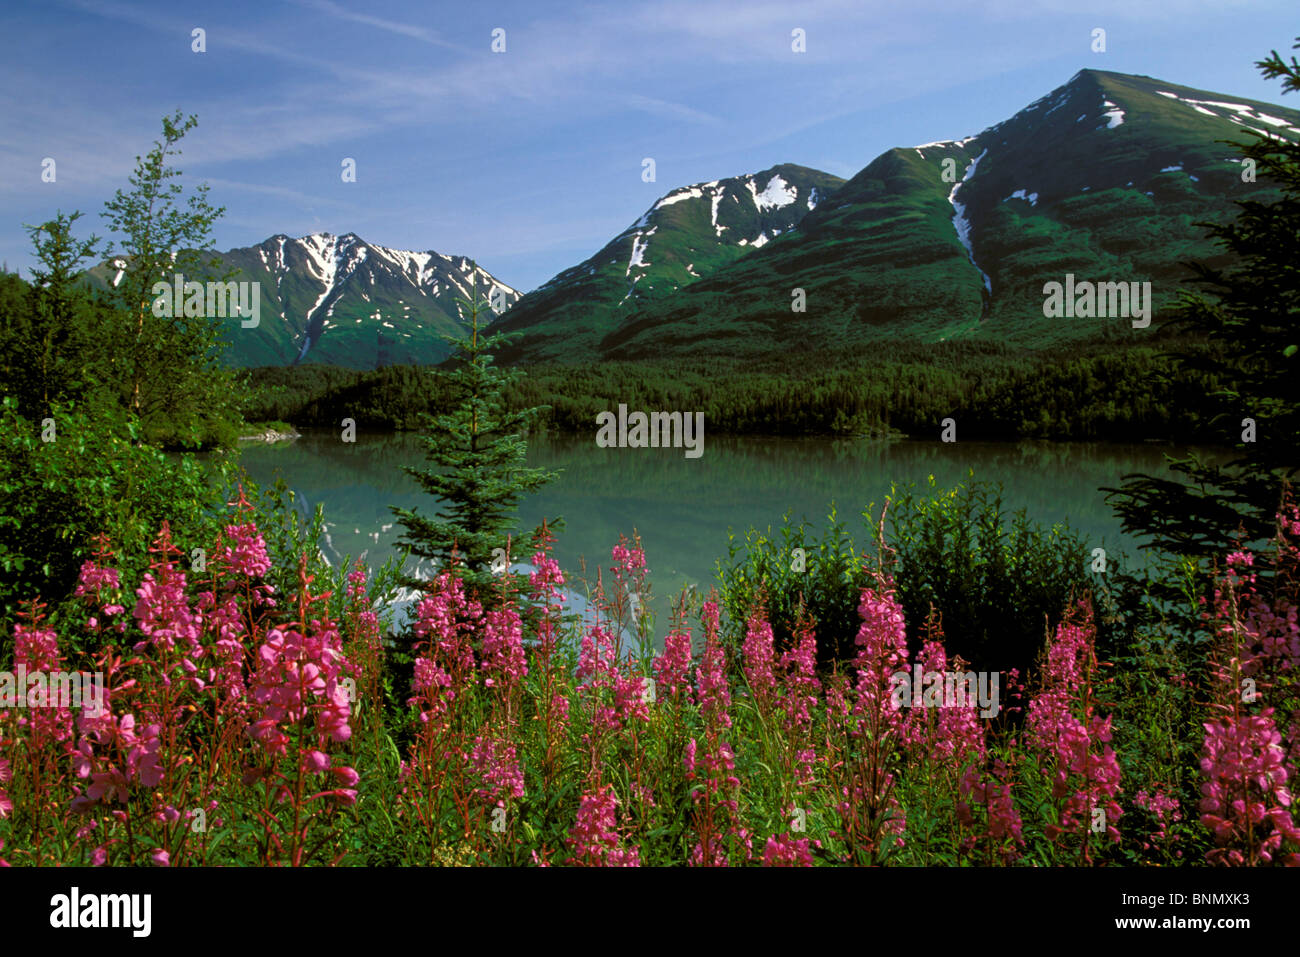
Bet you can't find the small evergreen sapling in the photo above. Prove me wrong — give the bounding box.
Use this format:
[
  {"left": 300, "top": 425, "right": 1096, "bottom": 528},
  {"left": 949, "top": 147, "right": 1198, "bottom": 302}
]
[{"left": 390, "top": 271, "right": 558, "bottom": 595}]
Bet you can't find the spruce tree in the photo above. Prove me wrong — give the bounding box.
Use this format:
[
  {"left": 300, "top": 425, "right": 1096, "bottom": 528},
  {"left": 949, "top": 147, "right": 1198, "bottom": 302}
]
[
  {"left": 13, "top": 211, "right": 101, "bottom": 416},
  {"left": 390, "top": 272, "right": 558, "bottom": 593},
  {"left": 1106, "top": 37, "right": 1300, "bottom": 557}
]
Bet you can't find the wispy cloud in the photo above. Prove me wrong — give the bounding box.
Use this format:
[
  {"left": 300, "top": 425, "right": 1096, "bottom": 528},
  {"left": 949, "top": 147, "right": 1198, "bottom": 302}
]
[{"left": 285, "top": 0, "right": 462, "bottom": 48}]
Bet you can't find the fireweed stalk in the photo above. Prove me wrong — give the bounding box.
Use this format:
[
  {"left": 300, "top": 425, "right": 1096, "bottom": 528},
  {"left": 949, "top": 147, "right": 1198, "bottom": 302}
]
[
  {"left": 609, "top": 533, "right": 650, "bottom": 660},
  {"left": 822, "top": 574, "right": 909, "bottom": 865},
  {"left": 401, "top": 564, "right": 485, "bottom": 857},
  {"left": 955, "top": 667, "right": 1026, "bottom": 866},
  {"left": 742, "top": 600, "right": 818, "bottom": 847},
  {"left": 684, "top": 599, "right": 751, "bottom": 865},
  {"left": 527, "top": 525, "right": 569, "bottom": 794},
  {"left": 129, "top": 523, "right": 211, "bottom": 866},
  {"left": 343, "top": 562, "right": 386, "bottom": 770},
  {"left": 66, "top": 527, "right": 198, "bottom": 867},
  {"left": 1198, "top": 505, "right": 1300, "bottom": 866},
  {"left": 244, "top": 556, "right": 357, "bottom": 865},
  {"left": 574, "top": 556, "right": 651, "bottom": 792},
  {"left": 1025, "top": 600, "right": 1122, "bottom": 864},
  {"left": 777, "top": 607, "right": 820, "bottom": 790},
  {"left": 611, "top": 536, "right": 661, "bottom": 837},
  {"left": 3, "top": 601, "right": 74, "bottom": 863},
  {"left": 896, "top": 610, "right": 993, "bottom": 864}
]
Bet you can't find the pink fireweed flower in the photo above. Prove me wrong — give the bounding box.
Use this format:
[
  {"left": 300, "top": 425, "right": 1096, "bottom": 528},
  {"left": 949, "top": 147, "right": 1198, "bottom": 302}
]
[
  {"left": 611, "top": 669, "right": 651, "bottom": 726},
  {"left": 196, "top": 591, "right": 249, "bottom": 705},
  {"left": 575, "top": 615, "right": 649, "bottom": 730},
  {"left": 408, "top": 572, "right": 483, "bottom": 726},
  {"left": 577, "top": 623, "right": 619, "bottom": 688},
  {"left": 549, "top": 693, "right": 571, "bottom": 731},
  {"left": 695, "top": 603, "right": 731, "bottom": 730},
  {"left": 1026, "top": 603, "right": 1123, "bottom": 852},
  {"left": 1199, "top": 708, "right": 1300, "bottom": 864},
  {"left": 412, "top": 572, "right": 482, "bottom": 676},
  {"left": 528, "top": 550, "right": 566, "bottom": 653},
  {"left": 469, "top": 733, "right": 526, "bottom": 804},
  {"left": 852, "top": 580, "right": 910, "bottom": 732},
  {"left": 247, "top": 619, "right": 354, "bottom": 757},
  {"left": 11, "top": 617, "right": 75, "bottom": 746},
  {"left": 778, "top": 621, "right": 820, "bottom": 731},
  {"left": 653, "top": 627, "right": 694, "bottom": 703},
  {"left": 957, "top": 760, "right": 1024, "bottom": 862},
  {"left": 899, "top": 638, "right": 987, "bottom": 766},
  {"left": 566, "top": 785, "right": 640, "bottom": 866},
  {"left": 74, "top": 559, "right": 122, "bottom": 624},
  {"left": 742, "top": 611, "right": 778, "bottom": 712},
  {"left": 1133, "top": 787, "right": 1183, "bottom": 852},
  {"left": 133, "top": 569, "right": 200, "bottom": 658},
  {"left": 529, "top": 551, "right": 566, "bottom": 603},
  {"left": 762, "top": 833, "right": 815, "bottom": 867},
  {"left": 609, "top": 536, "right": 649, "bottom": 633},
  {"left": 610, "top": 539, "right": 647, "bottom": 583},
  {"left": 70, "top": 707, "right": 167, "bottom": 811},
  {"left": 479, "top": 606, "right": 527, "bottom": 687},
  {"left": 216, "top": 522, "right": 273, "bottom": 579}
]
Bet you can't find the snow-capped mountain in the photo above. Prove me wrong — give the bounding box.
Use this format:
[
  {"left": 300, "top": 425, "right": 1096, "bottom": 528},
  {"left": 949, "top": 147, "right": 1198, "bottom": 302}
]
[
  {"left": 90, "top": 233, "right": 521, "bottom": 369},
  {"left": 491, "top": 163, "right": 845, "bottom": 362},
  {"left": 586, "top": 69, "right": 1300, "bottom": 360}
]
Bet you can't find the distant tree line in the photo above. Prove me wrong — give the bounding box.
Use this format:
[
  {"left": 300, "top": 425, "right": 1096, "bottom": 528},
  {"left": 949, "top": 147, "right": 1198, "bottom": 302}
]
[{"left": 241, "top": 335, "right": 1225, "bottom": 442}]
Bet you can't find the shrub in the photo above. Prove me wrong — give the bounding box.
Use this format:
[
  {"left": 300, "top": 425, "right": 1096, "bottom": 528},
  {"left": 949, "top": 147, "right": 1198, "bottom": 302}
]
[
  {"left": 874, "top": 475, "right": 1099, "bottom": 675},
  {"left": 716, "top": 476, "right": 1100, "bottom": 677}
]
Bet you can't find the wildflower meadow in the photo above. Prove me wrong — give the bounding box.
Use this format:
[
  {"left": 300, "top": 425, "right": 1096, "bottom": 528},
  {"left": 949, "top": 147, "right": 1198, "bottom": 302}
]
[{"left": 1, "top": 487, "right": 1296, "bottom": 868}]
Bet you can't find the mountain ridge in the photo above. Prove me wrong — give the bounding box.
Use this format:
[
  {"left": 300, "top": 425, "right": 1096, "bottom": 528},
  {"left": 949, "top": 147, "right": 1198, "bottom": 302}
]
[
  {"left": 87, "top": 231, "right": 521, "bottom": 369},
  {"left": 581, "top": 68, "right": 1300, "bottom": 361}
]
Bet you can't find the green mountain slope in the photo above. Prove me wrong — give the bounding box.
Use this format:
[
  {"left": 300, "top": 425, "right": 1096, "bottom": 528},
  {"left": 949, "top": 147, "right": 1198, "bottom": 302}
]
[
  {"left": 507, "top": 70, "right": 1300, "bottom": 362},
  {"left": 492, "top": 164, "right": 845, "bottom": 362}
]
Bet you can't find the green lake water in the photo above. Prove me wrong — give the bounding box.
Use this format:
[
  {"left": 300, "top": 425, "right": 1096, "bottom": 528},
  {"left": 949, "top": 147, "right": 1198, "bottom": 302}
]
[{"left": 236, "top": 430, "right": 1213, "bottom": 643}]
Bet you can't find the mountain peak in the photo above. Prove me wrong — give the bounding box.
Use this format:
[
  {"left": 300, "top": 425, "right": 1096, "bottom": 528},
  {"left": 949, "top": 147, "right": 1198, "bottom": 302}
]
[
  {"left": 491, "top": 163, "right": 845, "bottom": 361},
  {"left": 137, "top": 232, "right": 523, "bottom": 369}
]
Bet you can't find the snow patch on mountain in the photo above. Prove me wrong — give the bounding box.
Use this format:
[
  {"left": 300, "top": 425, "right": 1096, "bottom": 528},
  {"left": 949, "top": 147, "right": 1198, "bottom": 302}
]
[
  {"left": 948, "top": 148, "right": 991, "bottom": 294},
  {"left": 656, "top": 185, "right": 705, "bottom": 209},
  {"left": 1004, "top": 189, "right": 1039, "bottom": 206},
  {"left": 750, "top": 175, "right": 797, "bottom": 210},
  {"left": 626, "top": 228, "right": 656, "bottom": 276},
  {"left": 1155, "top": 91, "right": 1300, "bottom": 139}
]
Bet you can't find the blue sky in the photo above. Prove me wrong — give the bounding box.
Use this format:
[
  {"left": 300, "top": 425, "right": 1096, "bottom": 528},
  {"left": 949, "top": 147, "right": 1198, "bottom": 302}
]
[{"left": 1, "top": 0, "right": 1297, "bottom": 292}]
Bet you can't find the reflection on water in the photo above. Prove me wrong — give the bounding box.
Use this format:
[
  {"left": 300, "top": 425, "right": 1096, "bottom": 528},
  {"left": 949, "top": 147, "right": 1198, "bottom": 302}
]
[{"left": 237, "top": 429, "right": 1218, "bottom": 643}]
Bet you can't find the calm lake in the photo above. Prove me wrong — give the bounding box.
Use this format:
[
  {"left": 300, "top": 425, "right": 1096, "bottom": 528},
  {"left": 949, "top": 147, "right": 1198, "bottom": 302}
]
[{"left": 236, "top": 430, "right": 1212, "bottom": 643}]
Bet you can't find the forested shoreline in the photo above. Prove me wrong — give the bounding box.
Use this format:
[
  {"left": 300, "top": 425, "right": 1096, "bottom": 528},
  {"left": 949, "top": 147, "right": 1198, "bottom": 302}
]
[{"left": 240, "top": 334, "right": 1226, "bottom": 441}]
